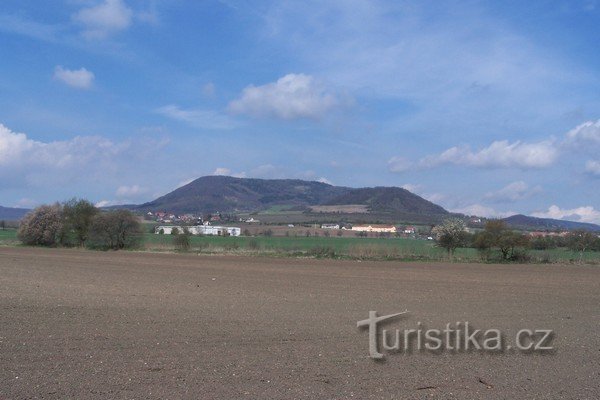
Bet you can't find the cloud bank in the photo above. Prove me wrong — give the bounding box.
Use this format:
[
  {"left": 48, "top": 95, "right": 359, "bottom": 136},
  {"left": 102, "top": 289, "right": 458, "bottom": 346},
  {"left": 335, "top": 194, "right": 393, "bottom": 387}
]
[{"left": 229, "top": 74, "right": 339, "bottom": 120}]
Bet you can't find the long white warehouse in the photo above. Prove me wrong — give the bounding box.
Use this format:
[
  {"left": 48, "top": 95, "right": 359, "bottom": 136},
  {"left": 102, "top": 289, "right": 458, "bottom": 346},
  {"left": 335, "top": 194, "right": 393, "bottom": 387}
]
[{"left": 155, "top": 225, "right": 241, "bottom": 236}]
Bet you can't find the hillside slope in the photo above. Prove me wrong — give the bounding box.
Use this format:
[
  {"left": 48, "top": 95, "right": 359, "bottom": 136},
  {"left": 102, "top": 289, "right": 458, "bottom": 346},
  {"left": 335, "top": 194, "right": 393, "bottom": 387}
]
[
  {"left": 136, "top": 176, "right": 449, "bottom": 216},
  {"left": 0, "top": 206, "right": 30, "bottom": 220},
  {"left": 503, "top": 214, "right": 600, "bottom": 232},
  {"left": 325, "top": 187, "right": 448, "bottom": 215},
  {"left": 137, "top": 176, "right": 350, "bottom": 213}
]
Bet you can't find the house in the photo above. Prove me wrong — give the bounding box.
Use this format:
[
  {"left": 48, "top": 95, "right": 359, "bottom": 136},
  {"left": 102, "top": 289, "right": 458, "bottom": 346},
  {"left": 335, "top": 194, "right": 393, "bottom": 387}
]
[
  {"left": 351, "top": 224, "right": 397, "bottom": 233},
  {"left": 403, "top": 226, "right": 416, "bottom": 234},
  {"left": 321, "top": 224, "right": 340, "bottom": 229},
  {"left": 245, "top": 217, "right": 260, "bottom": 223}
]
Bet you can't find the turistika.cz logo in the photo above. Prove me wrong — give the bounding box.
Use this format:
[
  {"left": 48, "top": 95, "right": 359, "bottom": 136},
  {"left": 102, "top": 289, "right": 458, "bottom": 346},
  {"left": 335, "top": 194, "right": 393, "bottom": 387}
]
[{"left": 357, "top": 311, "right": 554, "bottom": 359}]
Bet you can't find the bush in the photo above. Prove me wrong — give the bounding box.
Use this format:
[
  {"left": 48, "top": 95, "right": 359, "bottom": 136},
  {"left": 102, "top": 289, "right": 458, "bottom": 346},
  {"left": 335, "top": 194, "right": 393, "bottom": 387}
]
[
  {"left": 60, "top": 198, "right": 98, "bottom": 247},
  {"left": 223, "top": 241, "right": 239, "bottom": 250},
  {"left": 18, "top": 204, "right": 63, "bottom": 246},
  {"left": 173, "top": 229, "right": 191, "bottom": 251},
  {"left": 87, "top": 210, "right": 143, "bottom": 250},
  {"left": 248, "top": 238, "right": 260, "bottom": 250},
  {"left": 309, "top": 246, "right": 336, "bottom": 258}
]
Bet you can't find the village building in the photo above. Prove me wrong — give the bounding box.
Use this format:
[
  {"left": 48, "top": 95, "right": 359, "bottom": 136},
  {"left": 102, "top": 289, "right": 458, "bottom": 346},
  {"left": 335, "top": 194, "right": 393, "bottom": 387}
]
[
  {"left": 321, "top": 223, "right": 340, "bottom": 229},
  {"left": 351, "top": 224, "right": 397, "bottom": 233}
]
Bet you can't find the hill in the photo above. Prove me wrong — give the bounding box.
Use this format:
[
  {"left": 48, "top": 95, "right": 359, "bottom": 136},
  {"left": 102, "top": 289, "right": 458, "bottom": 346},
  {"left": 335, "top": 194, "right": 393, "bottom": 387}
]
[
  {"left": 137, "top": 176, "right": 349, "bottom": 214},
  {"left": 324, "top": 187, "right": 448, "bottom": 215},
  {"left": 0, "top": 206, "right": 30, "bottom": 220},
  {"left": 503, "top": 214, "right": 600, "bottom": 232},
  {"left": 136, "top": 176, "right": 449, "bottom": 217}
]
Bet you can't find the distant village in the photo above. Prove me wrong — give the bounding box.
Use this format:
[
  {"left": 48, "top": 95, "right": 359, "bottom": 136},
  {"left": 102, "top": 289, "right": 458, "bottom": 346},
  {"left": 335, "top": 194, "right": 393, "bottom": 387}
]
[{"left": 145, "top": 211, "right": 575, "bottom": 239}]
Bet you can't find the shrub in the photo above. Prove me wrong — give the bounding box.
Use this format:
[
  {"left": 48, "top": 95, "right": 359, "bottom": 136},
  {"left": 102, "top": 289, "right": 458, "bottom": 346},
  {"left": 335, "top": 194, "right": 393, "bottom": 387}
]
[
  {"left": 223, "top": 241, "right": 239, "bottom": 250},
  {"left": 309, "top": 246, "right": 336, "bottom": 258},
  {"left": 432, "top": 218, "right": 468, "bottom": 256},
  {"left": 248, "top": 238, "right": 260, "bottom": 250},
  {"left": 60, "top": 198, "right": 98, "bottom": 247},
  {"left": 87, "top": 210, "right": 143, "bottom": 250},
  {"left": 173, "top": 229, "right": 191, "bottom": 251},
  {"left": 18, "top": 204, "right": 63, "bottom": 246}
]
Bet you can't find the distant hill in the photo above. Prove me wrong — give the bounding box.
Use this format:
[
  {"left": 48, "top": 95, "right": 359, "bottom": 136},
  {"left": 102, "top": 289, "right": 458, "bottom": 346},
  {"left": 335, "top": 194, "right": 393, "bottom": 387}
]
[
  {"left": 325, "top": 187, "right": 448, "bottom": 215},
  {"left": 137, "top": 176, "right": 349, "bottom": 214},
  {"left": 503, "top": 214, "right": 600, "bottom": 232},
  {"left": 135, "top": 175, "right": 449, "bottom": 216},
  {"left": 0, "top": 206, "right": 30, "bottom": 220}
]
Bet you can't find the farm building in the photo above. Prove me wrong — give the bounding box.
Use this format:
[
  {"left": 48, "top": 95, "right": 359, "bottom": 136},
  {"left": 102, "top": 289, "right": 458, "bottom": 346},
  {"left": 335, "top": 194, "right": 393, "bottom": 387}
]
[
  {"left": 321, "top": 224, "right": 340, "bottom": 229},
  {"left": 351, "top": 224, "right": 397, "bottom": 233},
  {"left": 155, "top": 225, "right": 241, "bottom": 236}
]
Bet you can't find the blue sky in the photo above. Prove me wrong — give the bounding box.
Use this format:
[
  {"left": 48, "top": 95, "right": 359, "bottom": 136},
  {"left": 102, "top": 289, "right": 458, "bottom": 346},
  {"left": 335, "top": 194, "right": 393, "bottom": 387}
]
[{"left": 1, "top": 0, "right": 599, "bottom": 223}]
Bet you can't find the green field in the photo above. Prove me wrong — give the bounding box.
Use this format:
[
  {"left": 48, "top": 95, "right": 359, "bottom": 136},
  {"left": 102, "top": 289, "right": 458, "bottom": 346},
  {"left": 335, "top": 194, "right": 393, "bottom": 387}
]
[
  {"left": 144, "top": 233, "right": 600, "bottom": 263},
  {"left": 2, "top": 227, "right": 599, "bottom": 263},
  {"left": 0, "top": 229, "right": 18, "bottom": 245}
]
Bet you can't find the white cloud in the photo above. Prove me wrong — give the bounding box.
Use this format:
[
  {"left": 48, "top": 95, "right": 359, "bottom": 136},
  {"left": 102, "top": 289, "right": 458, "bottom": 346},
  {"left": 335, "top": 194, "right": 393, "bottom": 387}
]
[
  {"left": 14, "top": 198, "right": 37, "bottom": 208},
  {"left": 401, "top": 183, "right": 424, "bottom": 193},
  {"left": 156, "top": 105, "right": 237, "bottom": 130},
  {"left": 483, "top": 181, "right": 542, "bottom": 203},
  {"left": 213, "top": 167, "right": 231, "bottom": 176},
  {"left": 585, "top": 160, "right": 600, "bottom": 176},
  {"left": 419, "top": 140, "right": 558, "bottom": 169},
  {"left": 317, "top": 177, "right": 333, "bottom": 185},
  {"left": 176, "top": 177, "right": 196, "bottom": 188},
  {"left": 0, "top": 123, "right": 166, "bottom": 193},
  {"left": 0, "top": 123, "right": 122, "bottom": 170},
  {"left": 532, "top": 205, "right": 600, "bottom": 224},
  {"left": 248, "top": 164, "right": 280, "bottom": 178},
  {"left": 228, "top": 73, "right": 339, "bottom": 120},
  {"left": 73, "top": 0, "right": 133, "bottom": 39},
  {"left": 424, "top": 193, "right": 447, "bottom": 204},
  {"left": 94, "top": 199, "right": 127, "bottom": 208},
  {"left": 202, "top": 82, "right": 216, "bottom": 97},
  {"left": 53, "top": 66, "right": 95, "bottom": 89},
  {"left": 451, "top": 204, "right": 515, "bottom": 218},
  {"left": 565, "top": 119, "right": 600, "bottom": 147},
  {"left": 115, "top": 184, "right": 147, "bottom": 198},
  {"left": 388, "top": 156, "right": 412, "bottom": 173},
  {"left": 0, "top": 14, "right": 59, "bottom": 42}
]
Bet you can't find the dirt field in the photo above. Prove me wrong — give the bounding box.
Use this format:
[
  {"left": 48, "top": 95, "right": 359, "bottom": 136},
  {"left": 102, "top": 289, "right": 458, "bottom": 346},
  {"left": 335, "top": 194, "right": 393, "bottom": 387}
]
[{"left": 1, "top": 247, "right": 599, "bottom": 399}]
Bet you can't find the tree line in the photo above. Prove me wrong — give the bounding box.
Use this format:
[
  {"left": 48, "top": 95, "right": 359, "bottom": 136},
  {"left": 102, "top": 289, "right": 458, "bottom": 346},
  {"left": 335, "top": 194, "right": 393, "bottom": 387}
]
[
  {"left": 433, "top": 218, "right": 600, "bottom": 262},
  {"left": 17, "top": 199, "right": 143, "bottom": 250}
]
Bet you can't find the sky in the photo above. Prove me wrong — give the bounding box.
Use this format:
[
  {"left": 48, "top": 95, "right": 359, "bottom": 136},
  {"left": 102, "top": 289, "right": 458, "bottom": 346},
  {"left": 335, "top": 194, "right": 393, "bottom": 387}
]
[{"left": 1, "top": 0, "right": 599, "bottom": 223}]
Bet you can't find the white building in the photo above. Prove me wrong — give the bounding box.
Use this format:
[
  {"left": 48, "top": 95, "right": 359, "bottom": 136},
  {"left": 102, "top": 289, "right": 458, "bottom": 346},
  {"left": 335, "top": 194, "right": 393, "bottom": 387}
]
[
  {"left": 155, "top": 225, "right": 241, "bottom": 236},
  {"left": 321, "top": 224, "right": 340, "bottom": 229},
  {"left": 351, "top": 224, "right": 397, "bottom": 233}
]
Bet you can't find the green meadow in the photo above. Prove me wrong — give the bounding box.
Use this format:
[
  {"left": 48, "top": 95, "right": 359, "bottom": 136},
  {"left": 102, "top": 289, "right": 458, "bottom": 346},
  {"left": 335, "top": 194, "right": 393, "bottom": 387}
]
[
  {"left": 144, "top": 233, "right": 600, "bottom": 263},
  {"left": 2, "top": 227, "right": 598, "bottom": 263}
]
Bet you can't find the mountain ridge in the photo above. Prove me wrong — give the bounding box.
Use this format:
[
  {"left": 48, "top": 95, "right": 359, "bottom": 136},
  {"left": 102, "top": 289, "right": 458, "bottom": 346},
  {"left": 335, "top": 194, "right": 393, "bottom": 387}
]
[
  {"left": 0, "top": 206, "right": 30, "bottom": 220},
  {"left": 135, "top": 175, "right": 449, "bottom": 216},
  {"left": 503, "top": 214, "right": 600, "bottom": 232}
]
